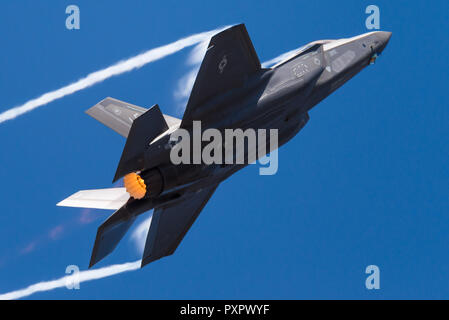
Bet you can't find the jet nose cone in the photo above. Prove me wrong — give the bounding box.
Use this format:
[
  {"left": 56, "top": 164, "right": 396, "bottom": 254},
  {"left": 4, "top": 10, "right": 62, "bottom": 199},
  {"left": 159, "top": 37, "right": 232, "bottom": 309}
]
[
  {"left": 378, "top": 31, "right": 392, "bottom": 43},
  {"left": 375, "top": 31, "right": 392, "bottom": 53}
]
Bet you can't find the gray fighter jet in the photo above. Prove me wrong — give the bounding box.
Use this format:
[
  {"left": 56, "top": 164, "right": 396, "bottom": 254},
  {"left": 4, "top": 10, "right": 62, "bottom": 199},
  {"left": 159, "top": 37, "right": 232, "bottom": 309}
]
[{"left": 58, "top": 24, "right": 391, "bottom": 268}]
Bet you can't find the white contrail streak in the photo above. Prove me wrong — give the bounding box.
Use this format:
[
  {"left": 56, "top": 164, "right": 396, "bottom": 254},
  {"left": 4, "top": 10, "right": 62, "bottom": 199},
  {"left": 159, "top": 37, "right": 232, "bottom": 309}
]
[
  {"left": 0, "top": 260, "right": 141, "bottom": 300},
  {"left": 1, "top": 209, "right": 152, "bottom": 300},
  {"left": 0, "top": 26, "right": 227, "bottom": 124},
  {"left": 1, "top": 212, "right": 154, "bottom": 300}
]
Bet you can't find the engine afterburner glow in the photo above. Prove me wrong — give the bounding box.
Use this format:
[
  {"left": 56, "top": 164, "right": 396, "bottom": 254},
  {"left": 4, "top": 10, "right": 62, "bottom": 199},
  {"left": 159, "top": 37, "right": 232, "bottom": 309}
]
[{"left": 124, "top": 172, "right": 146, "bottom": 199}]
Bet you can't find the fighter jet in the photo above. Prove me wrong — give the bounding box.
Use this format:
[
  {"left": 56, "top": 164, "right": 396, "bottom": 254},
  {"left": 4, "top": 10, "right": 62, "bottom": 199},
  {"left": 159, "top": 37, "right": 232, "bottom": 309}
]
[{"left": 57, "top": 24, "right": 391, "bottom": 268}]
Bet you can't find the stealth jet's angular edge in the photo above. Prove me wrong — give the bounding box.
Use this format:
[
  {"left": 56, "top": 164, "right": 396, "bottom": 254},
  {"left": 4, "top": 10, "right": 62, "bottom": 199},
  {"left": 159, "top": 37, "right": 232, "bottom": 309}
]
[
  {"left": 181, "top": 23, "right": 262, "bottom": 126},
  {"left": 141, "top": 184, "right": 219, "bottom": 267},
  {"left": 113, "top": 104, "right": 169, "bottom": 182},
  {"left": 89, "top": 206, "right": 136, "bottom": 268}
]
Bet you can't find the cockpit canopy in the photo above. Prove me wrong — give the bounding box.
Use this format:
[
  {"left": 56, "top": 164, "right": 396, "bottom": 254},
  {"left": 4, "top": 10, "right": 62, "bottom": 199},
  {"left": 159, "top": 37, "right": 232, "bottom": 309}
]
[{"left": 269, "top": 40, "right": 332, "bottom": 69}]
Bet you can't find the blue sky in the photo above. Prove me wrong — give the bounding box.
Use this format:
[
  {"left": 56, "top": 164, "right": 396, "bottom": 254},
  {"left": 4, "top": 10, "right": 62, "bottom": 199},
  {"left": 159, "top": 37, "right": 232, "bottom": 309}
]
[{"left": 0, "top": 0, "right": 448, "bottom": 299}]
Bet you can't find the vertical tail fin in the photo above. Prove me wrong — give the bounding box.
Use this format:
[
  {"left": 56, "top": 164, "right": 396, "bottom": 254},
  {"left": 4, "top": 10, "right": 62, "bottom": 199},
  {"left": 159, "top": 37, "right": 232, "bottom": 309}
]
[
  {"left": 89, "top": 206, "right": 136, "bottom": 268},
  {"left": 113, "top": 104, "right": 169, "bottom": 182}
]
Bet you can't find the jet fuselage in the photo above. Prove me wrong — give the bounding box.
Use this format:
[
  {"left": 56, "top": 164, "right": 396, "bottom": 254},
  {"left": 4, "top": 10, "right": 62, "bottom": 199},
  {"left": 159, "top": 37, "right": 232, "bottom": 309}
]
[{"left": 125, "top": 31, "right": 392, "bottom": 217}]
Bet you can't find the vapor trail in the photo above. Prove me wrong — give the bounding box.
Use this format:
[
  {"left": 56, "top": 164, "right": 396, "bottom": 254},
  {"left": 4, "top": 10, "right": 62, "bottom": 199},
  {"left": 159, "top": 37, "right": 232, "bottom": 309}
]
[
  {"left": 0, "top": 26, "right": 227, "bottom": 124},
  {"left": 261, "top": 46, "right": 305, "bottom": 68},
  {"left": 0, "top": 260, "right": 141, "bottom": 300},
  {"left": 131, "top": 215, "right": 153, "bottom": 254}
]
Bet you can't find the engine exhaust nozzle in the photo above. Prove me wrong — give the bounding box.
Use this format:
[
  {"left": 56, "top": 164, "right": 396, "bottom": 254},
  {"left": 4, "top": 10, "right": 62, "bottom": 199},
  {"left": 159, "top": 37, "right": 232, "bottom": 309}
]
[
  {"left": 124, "top": 169, "right": 163, "bottom": 199},
  {"left": 124, "top": 172, "right": 147, "bottom": 199}
]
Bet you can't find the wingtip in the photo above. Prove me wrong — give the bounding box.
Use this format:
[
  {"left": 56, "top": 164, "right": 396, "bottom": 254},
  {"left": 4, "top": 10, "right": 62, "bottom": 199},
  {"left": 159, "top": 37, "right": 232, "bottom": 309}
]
[
  {"left": 85, "top": 101, "right": 100, "bottom": 115},
  {"left": 112, "top": 172, "right": 121, "bottom": 184},
  {"left": 84, "top": 107, "right": 93, "bottom": 115},
  {"left": 140, "top": 256, "right": 153, "bottom": 268},
  {"left": 88, "top": 251, "right": 97, "bottom": 269}
]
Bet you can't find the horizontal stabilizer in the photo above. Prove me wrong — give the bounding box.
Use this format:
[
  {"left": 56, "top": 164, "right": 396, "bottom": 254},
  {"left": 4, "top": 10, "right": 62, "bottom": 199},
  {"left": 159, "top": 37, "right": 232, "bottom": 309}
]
[
  {"left": 86, "top": 97, "right": 147, "bottom": 138},
  {"left": 86, "top": 97, "right": 181, "bottom": 138},
  {"left": 57, "top": 188, "right": 129, "bottom": 210},
  {"left": 89, "top": 206, "right": 136, "bottom": 267}
]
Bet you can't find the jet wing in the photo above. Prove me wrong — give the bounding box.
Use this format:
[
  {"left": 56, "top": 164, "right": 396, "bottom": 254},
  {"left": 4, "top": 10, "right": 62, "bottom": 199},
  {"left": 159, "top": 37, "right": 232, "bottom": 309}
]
[
  {"left": 141, "top": 184, "right": 219, "bottom": 267},
  {"left": 181, "top": 24, "right": 261, "bottom": 126}
]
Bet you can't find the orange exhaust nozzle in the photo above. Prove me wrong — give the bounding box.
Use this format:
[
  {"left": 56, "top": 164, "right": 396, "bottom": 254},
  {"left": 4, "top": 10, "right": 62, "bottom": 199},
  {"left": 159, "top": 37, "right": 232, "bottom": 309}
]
[{"left": 124, "top": 172, "right": 147, "bottom": 199}]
